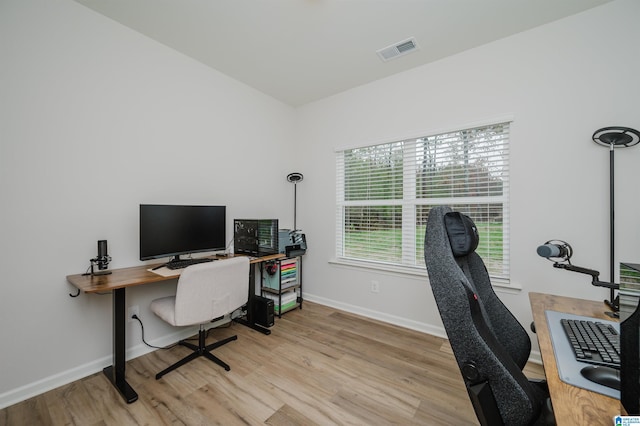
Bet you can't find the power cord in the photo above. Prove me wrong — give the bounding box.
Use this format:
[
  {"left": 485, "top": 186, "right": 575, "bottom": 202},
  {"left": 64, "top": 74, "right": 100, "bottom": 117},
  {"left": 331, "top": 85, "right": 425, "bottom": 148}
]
[
  {"left": 132, "top": 313, "right": 235, "bottom": 350},
  {"left": 131, "top": 314, "right": 179, "bottom": 350}
]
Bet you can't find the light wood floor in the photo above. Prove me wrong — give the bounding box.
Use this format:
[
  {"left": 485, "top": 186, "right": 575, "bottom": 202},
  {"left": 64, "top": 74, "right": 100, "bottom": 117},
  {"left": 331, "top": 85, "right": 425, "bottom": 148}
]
[{"left": 0, "top": 301, "right": 544, "bottom": 425}]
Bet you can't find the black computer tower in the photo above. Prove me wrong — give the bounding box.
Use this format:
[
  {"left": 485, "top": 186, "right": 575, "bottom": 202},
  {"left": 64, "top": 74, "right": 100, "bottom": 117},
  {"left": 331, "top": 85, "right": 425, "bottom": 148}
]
[
  {"left": 234, "top": 219, "right": 279, "bottom": 257},
  {"left": 252, "top": 295, "right": 274, "bottom": 328}
]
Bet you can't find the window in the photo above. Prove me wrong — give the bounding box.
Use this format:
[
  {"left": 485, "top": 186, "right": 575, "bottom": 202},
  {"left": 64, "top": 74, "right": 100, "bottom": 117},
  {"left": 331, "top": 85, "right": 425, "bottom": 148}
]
[{"left": 336, "top": 121, "right": 511, "bottom": 282}]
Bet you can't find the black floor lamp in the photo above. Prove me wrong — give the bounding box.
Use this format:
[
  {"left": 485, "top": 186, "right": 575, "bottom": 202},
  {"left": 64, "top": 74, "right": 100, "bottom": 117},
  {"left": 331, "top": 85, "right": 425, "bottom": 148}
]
[{"left": 592, "top": 126, "right": 640, "bottom": 311}]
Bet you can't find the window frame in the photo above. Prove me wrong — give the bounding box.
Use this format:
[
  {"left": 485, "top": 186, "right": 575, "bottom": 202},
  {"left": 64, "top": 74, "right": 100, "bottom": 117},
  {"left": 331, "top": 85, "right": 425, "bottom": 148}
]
[{"left": 335, "top": 119, "right": 512, "bottom": 285}]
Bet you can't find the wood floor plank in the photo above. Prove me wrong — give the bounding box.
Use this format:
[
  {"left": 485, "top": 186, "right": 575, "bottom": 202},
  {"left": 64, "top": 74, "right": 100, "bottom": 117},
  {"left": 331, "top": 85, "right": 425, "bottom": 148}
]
[
  {"left": 0, "top": 395, "right": 52, "bottom": 426},
  {"left": 0, "top": 301, "right": 546, "bottom": 425},
  {"left": 265, "top": 404, "right": 319, "bottom": 426},
  {"left": 247, "top": 367, "right": 364, "bottom": 426},
  {"left": 194, "top": 369, "right": 284, "bottom": 422}
]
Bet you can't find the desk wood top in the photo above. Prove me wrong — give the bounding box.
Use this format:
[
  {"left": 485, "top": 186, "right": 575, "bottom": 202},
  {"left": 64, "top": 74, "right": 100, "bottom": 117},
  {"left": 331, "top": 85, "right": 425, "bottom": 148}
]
[
  {"left": 529, "top": 292, "right": 622, "bottom": 425},
  {"left": 67, "top": 253, "right": 284, "bottom": 293}
]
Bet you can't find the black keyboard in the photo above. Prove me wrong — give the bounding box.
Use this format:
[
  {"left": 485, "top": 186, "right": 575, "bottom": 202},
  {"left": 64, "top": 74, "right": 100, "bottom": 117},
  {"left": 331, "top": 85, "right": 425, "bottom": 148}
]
[
  {"left": 165, "top": 258, "right": 214, "bottom": 270},
  {"left": 561, "top": 318, "right": 620, "bottom": 368}
]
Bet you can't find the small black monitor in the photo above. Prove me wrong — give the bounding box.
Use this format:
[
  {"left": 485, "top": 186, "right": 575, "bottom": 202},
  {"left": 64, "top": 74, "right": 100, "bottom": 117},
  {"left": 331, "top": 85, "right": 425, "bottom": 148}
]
[
  {"left": 140, "top": 204, "right": 226, "bottom": 261},
  {"left": 621, "top": 302, "right": 640, "bottom": 415},
  {"left": 620, "top": 262, "right": 640, "bottom": 415}
]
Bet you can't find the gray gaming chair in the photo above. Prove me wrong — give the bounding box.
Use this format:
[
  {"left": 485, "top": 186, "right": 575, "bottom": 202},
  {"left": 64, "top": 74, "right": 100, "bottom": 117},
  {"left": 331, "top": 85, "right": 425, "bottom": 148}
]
[{"left": 424, "top": 206, "right": 554, "bottom": 425}]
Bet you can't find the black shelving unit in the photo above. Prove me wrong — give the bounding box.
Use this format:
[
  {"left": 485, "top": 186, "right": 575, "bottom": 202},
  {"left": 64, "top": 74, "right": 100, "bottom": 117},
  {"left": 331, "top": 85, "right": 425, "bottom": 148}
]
[{"left": 261, "top": 256, "right": 302, "bottom": 318}]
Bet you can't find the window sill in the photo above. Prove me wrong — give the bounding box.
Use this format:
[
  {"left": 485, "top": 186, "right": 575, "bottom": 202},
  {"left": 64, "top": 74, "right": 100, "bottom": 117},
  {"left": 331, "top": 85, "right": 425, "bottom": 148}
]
[{"left": 328, "top": 258, "right": 522, "bottom": 293}]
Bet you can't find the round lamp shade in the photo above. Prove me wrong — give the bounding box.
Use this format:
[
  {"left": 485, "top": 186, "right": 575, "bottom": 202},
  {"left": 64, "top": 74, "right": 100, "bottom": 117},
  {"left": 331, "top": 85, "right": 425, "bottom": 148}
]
[
  {"left": 592, "top": 126, "right": 640, "bottom": 148},
  {"left": 287, "top": 172, "right": 304, "bottom": 183}
]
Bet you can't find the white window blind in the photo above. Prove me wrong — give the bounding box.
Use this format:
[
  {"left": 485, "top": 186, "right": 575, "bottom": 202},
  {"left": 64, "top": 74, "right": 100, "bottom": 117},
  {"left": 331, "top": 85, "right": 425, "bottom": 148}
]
[{"left": 336, "top": 121, "right": 511, "bottom": 281}]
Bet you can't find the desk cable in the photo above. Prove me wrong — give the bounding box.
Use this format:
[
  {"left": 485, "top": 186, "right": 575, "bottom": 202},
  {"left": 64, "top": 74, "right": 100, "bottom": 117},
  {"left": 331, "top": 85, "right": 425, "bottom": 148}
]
[{"left": 132, "top": 311, "right": 238, "bottom": 350}]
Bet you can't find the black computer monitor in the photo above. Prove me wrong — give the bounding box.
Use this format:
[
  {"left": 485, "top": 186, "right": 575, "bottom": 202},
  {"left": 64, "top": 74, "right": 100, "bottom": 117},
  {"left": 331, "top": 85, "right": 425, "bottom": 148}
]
[
  {"left": 621, "top": 294, "right": 640, "bottom": 415},
  {"left": 139, "top": 204, "right": 226, "bottom": 262}
]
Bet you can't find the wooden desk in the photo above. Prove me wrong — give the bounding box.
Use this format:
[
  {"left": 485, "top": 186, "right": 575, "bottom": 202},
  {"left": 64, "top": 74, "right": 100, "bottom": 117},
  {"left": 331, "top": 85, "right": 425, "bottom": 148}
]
[
  {"left": 67, "top": 253, "right": 284, "bottom": 404},
  {"left": 529, "top": 292, "right": 622, "bottom": 425}
]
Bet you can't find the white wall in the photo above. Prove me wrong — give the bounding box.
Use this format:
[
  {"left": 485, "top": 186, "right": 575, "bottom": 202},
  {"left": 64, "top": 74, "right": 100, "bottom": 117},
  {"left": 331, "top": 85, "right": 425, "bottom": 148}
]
[
  {"left": 296, "top": 0, "right": 640, "bottom": 348},
  {"left": 0, "top": 0, "right": 297, "bottom": 406}
]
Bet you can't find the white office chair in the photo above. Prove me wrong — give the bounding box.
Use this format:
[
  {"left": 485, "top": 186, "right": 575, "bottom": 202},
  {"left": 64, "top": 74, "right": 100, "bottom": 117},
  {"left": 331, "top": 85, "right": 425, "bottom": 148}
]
[{"left": 150, "top": 256, "right": 250, "bottom": 380}]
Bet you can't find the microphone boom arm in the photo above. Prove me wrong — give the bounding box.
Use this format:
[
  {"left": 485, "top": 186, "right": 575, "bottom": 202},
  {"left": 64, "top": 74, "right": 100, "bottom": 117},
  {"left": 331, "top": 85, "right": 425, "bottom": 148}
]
[{"left": 553, "top": 262, "right": 619, "bottom": 290}]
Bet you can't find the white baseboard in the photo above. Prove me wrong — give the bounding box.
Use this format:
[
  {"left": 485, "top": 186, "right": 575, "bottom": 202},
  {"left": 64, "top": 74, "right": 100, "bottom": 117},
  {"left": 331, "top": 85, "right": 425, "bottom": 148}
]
[{"left": 303, "top": 293, "right": 447, "bottom": 339}]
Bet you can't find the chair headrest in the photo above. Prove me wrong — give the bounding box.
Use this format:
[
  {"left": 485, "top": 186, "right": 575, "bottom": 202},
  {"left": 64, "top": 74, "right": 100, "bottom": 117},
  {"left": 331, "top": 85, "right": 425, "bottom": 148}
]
[{"left": 444, "top": 211, "right": 479, "bottom": 257}]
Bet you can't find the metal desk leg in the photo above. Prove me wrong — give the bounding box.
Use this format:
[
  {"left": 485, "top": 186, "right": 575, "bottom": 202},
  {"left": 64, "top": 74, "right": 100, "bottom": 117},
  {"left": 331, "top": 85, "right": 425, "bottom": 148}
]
[{"left": 103, "top": 287, "right": 138, "bottom": 403}]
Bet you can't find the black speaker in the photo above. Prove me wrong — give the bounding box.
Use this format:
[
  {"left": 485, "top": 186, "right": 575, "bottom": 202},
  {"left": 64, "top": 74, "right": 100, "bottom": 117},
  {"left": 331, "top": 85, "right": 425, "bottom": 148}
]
[{"left": 252, "top": 295, "right": 274, "bottom": 328}]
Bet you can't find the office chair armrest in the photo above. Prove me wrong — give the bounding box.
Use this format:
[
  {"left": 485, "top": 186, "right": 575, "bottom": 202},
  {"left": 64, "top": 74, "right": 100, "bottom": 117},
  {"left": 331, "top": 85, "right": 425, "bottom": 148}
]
[{"left": 467, "top": 381, "right": 502, "bottom": 426}]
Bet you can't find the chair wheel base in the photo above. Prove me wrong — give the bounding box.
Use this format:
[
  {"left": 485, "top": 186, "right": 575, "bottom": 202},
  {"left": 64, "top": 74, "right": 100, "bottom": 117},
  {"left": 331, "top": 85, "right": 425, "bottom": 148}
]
[{"left": 155, "top": 328, "right": 237, "bottom": 380}]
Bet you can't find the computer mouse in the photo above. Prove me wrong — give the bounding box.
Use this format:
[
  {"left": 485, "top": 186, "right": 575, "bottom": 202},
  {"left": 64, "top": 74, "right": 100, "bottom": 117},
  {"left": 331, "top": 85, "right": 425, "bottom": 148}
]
[{"left": 580, "top": 365, "right": 621, "bottom": 390}]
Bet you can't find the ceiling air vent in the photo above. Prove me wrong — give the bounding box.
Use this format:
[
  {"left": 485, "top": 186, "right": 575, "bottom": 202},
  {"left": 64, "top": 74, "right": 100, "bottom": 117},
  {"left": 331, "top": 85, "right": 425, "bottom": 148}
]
[{"left": 376, "top": 37, "right": 419, "bottom": 62}]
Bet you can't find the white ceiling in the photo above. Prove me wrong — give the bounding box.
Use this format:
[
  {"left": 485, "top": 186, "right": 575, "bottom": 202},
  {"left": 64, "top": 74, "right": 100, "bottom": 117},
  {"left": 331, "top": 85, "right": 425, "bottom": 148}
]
[{"left": 74, "top": 0, "right": 613, "bottom": 106}]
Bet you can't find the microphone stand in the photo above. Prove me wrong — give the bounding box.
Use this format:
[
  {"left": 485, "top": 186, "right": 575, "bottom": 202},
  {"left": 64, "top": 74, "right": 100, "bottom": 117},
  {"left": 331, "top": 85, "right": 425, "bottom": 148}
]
[
  {"left": 89, "top": 256, "right": 112, "bottom": 276},
  {"left": 552, "top": 262, "right": 619, "bottom": 316}
]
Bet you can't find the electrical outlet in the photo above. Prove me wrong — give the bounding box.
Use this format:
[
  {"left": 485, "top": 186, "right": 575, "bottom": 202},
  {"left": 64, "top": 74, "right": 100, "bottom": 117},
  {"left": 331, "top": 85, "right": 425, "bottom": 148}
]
[
  {"left": 371, "top": 280, "right": 380, "bottom": 293},
  {"left": 128, "top": 305, "right": 139, "bottom": 322}
]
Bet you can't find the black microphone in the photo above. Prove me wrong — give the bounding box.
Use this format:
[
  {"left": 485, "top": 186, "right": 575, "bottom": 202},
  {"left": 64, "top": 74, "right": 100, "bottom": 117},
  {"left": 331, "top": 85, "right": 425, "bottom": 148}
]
[
  {"left": 95, "top": 240, "right": 112, "bottom": 273},
  {"left": 536, "top": 243, "right": 569, "bottom": 259}
]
